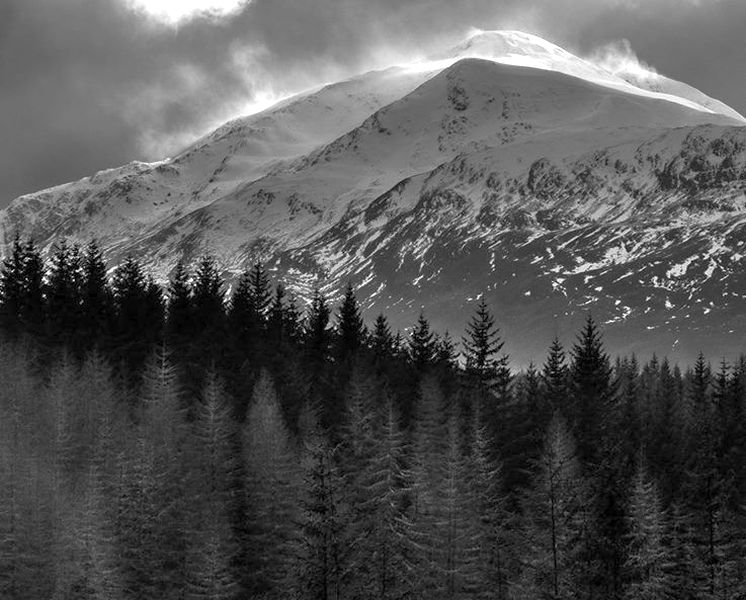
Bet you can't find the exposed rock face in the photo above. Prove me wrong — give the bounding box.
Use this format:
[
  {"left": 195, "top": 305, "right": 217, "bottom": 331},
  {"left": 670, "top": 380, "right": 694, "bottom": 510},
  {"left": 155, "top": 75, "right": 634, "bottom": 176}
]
[{"left": 3, "top": 31, "right": 746, "bottom": 364}]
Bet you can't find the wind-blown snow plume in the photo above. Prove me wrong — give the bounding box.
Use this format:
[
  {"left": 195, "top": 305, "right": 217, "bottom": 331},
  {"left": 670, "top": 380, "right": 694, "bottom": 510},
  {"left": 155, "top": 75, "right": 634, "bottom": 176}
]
[{"left": 587, "top": 39, "right": 659, "bottom": 79}]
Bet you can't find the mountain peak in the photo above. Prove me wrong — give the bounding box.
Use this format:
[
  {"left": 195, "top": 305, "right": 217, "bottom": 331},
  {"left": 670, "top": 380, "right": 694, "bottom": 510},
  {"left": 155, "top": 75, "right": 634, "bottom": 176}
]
[{"left": 423, "top": 29, "right": 745, "bottom": 124}]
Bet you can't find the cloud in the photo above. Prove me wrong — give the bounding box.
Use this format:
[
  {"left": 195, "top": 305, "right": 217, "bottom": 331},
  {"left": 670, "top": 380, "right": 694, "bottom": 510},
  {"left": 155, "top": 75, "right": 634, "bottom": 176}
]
[
  {"left": 586, "top": 39, "right": 658, "bottom": 78},
  {"left": 123, "top": 0, "right": 252, "bottom": 25},
  {"left": 0, "top": 0, "right": 744, "bottom": 205}
]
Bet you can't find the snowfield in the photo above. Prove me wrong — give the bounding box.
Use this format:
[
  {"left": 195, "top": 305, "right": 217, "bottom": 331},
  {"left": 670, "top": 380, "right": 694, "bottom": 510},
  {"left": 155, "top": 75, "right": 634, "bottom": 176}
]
[{"left": 3, "top": 30, "right": 746, "bottom": 364}]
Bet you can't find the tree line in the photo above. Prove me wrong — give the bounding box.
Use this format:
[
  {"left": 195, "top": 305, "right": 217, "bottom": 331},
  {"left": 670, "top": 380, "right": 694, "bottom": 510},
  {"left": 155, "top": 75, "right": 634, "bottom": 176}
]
[{"left": 1, "top": 235, "right": 745, "bottom": 599}]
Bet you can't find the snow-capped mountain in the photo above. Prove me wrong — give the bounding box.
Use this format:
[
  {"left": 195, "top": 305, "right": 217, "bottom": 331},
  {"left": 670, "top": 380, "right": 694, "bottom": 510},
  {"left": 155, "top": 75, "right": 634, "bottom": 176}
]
[{"left": 3, "top": 30, "right": 746, "bottom": 364}]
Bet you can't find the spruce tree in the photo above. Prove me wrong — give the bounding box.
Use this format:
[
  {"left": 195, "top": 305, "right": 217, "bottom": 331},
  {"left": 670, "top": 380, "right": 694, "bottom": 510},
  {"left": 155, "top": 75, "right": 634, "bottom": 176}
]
[
  {"left": 408, "top": 311, "right": 436, "bottom": 372},
  {"left": 247, "top": 262, "right": 272, "bottom": 327},
  {"left": 542, "top": 336, "right": 569, "bottom": 415},
  {"left": 305, "top": 288, "right": 332, "bottom": 361},
  {"left": 166, "top": 261, "right": 193, "bottom": 348},
  {"left": 334, "top": 282, "right": 366, "bottom": 361},
  {"left": 370, "top": 314, "right": 394, "bottom": 365},
  {"left": 0, "top": 233, "right": 25, "bottom": 334},
  {"left": 45, "top": 241, "right": 84, "bottom": 346},
  {"left": 20, "top": 239, "right": 45, "bottom": 338},
  {"left": 80, "top": 241, "right": 112, "bottom": 351},
  {"left": 192, "top": 255, "right": 225, "bottom": 341},
  {"left": 462, "top": 297, "right": 504, "bottom": 383},
  {"left": 569, "top": 315, "right": 616, "bottom": 463}
]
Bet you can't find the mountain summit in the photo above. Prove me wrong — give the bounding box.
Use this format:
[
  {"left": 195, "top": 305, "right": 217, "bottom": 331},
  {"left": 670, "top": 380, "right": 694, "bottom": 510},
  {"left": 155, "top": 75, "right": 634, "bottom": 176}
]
[{"left": 3, "top": 31, "right": 746, "bottom": 363}]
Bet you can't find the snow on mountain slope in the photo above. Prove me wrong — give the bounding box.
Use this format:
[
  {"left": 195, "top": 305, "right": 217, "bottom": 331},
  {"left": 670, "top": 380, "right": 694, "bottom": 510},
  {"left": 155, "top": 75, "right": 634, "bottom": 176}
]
[
  {"left": 0, "top": 63, "right": 441, "bottom": 252},
  {"left": 3, "top": 30, "right": 746, "bottom": 363},
  {"left": 116, "top": 58, "right": 739, "bottom": 271},
  {"left": 430, "top": 30, "right": 746, "bottom": 123}
]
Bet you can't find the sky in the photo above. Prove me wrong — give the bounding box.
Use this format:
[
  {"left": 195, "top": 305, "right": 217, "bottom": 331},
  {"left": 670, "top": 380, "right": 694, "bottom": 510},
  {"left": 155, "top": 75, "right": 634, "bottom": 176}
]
[{"left": 1, "top": 0, "right": 744, "bottom": 205}]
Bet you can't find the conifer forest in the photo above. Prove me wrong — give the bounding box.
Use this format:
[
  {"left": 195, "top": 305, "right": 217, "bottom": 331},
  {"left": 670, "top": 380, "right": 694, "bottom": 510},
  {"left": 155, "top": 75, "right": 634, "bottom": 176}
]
[{"left": 2, "top": 236, "right": 746, "bottom": 600}]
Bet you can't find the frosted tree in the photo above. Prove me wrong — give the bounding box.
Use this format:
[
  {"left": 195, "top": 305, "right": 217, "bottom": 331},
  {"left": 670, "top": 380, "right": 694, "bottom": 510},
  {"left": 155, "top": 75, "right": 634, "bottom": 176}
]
[
  {"left": 468, "top": 406, "right": 513, "bottom": 599},
  {"left": 115, "top": 348, "right": 190, "bottom": 599},
  {"left": 295, "top": 405, "right": 350, "bottom": 600},
  {"left": 243, "top": 369, "right": 301, "bottom": 596},
  {"left": 338, "top": 377, "right": 413, "bottom": 599},
  {"left": 517, "top": 413, "right": 592, "bottom": 600},
  {"left": 186, "top": 374, "right": 239, "bottom": 600},
  {"left": 0, "top": 342, "right": 56, "bottom": 599},
  {"left": 623, "top": 460, "right": 672, "bottom": 600}
]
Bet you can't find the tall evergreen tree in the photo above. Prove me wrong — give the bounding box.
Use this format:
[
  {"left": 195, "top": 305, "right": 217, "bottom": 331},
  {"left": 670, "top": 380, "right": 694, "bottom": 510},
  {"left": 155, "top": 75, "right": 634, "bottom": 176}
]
[
  {"left": 186, "top": 373, "right": 239, "bottom": 600},
  {"left": 518, "top": 413, "right": 594, "bottom": 600},
  {"left": 569, "top": 315, "right": 616, "bottom": 463},
  {"left": 242, "top": 370, "right": 300, "bottom": 596},
  {"left": 165, "top": 261, "right": 193, "bottom": 348},
  {"left": 542, "top": 337, "right": 570, "bottom": 415},
  {"left": 624, "top": 459, "right": 672, "bottom": 600},
  {"left": 408, "top": 312, "right": 436, "bottom": 373},
  {"left": 335, "top": 283, "right": 366, "bottom": 361},
  {"left": 80, "top": 241, "right": 113, "bottom": 351},
  {"left": 45, "top": 241, "right": 84, "bottom": 346},
  {"left": 462, "top": 297, "right": 504, "bottom": 383}
]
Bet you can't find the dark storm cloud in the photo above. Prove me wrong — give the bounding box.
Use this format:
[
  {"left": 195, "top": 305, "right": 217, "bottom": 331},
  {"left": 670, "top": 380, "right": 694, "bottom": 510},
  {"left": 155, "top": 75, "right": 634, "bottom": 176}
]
[{"left": 1, "top": 0, "right": 744, "bottom": 205}]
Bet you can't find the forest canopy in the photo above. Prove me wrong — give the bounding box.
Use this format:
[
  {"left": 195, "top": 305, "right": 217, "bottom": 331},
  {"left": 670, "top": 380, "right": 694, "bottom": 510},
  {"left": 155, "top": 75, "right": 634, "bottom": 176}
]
[{"left": 0, "top": 236, "right": 745, "bottom": 600}]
